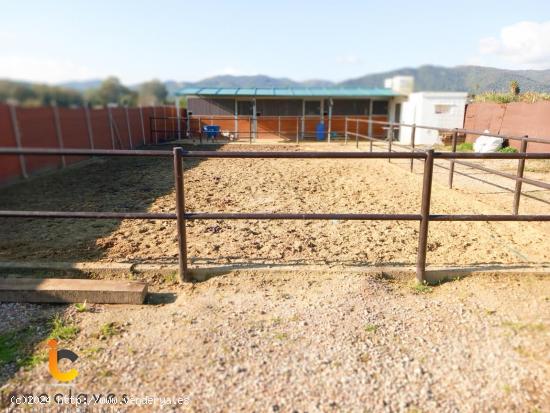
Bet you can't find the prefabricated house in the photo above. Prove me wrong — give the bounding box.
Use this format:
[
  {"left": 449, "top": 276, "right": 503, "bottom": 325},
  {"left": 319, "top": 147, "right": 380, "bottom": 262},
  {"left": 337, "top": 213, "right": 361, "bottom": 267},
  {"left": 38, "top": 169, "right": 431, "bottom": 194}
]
[
  {"left": 398, "top": 92, "right": 468, "bottom": 145},
  {"left": 176, "top": 87, "right": 405, "bottom": 141}
]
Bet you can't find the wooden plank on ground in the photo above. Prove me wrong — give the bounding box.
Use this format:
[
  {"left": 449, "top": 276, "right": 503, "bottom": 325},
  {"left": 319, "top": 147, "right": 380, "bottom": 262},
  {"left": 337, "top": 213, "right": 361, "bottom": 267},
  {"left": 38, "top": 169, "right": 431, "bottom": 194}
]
[{"left": 0, "top": 278, "right": 147, "bottom": 304}]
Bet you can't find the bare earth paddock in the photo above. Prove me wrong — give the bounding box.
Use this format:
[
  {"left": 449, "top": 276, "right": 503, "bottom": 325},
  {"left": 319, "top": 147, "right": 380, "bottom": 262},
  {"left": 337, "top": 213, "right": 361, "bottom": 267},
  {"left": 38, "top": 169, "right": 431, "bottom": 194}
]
[{"left": 0, "top": 143, "right": 549, "bottom": 412}]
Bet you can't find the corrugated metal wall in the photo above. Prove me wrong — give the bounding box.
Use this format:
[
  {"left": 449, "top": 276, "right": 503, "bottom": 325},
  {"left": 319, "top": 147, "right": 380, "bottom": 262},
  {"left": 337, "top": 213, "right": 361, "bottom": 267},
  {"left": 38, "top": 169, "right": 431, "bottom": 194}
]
[
  {"left": 0, "top": 104, "right": 184, "bottom": 186},
  {"left": 464, "top": 102, "right": 550, "bottom": 152}
]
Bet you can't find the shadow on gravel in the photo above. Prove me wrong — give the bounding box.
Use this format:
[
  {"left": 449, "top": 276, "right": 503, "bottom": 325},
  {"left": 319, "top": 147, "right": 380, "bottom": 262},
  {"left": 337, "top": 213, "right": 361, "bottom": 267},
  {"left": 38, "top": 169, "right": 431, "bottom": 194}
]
[
  {"left": 0, "top": 303, "right": 65, "bottom": 391},
  {"left": 0, "top": 143, "right": 222, "bottom": 264}
]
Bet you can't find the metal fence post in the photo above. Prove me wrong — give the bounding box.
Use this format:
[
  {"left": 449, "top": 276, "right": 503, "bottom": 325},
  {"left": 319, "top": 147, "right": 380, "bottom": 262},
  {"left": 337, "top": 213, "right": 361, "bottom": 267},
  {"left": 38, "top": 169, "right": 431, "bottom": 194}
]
[
  {"left": 249, "top": 116, "right": 252, "bottom": 144},
  {"left": 387, "top": 126, "right": 393, "bottom": 163},
  {"left": 344, "top": 117, "right": 348, "bottom": 144},
  {"left": 8, "top": 104, "right": 28, "bottom": 179},
  {"left": 84, "top": 105, "right": 95, "bottom": 150},
  {"left": 278, "top": 116, "right": 281, "bottom": 138},
  {"left": 410, "top": 124, "right": 416, "bottom": 172},
  {"left": 108, "top": 107, "right": 116, "bottom": 149},
  {"left": 448, "top": 128, "right": 458, "bottom": 188},
  {"left": 139, "top": 106, "right": 146, "bottom": 145},
  {"left": 173, "top": 147, "right": 189, "bottom": 282},
  {"left": 355, "top": 118, "right": 359, "bottom": 148},
  {"left": 52, "top": 104, "right": 66, "bottom": 167},
  {"left": 416, "top": 149, "right": 434, "bottom": 283},
  {"left": 513, "top": 136, "right": 528, "bottom": 215},
  {"left": 125, "top": 106, "right": 133, "bottom": 149},
  {"left": 296, "top": 117, "right": 299, "bottom": 144}
]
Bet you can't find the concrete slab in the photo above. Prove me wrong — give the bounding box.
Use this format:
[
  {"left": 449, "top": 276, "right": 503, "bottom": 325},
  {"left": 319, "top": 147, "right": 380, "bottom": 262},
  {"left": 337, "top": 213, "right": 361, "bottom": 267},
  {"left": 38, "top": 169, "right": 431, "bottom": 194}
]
[{"left": 0, "top": 278, "right": 147, "bottom": 304}]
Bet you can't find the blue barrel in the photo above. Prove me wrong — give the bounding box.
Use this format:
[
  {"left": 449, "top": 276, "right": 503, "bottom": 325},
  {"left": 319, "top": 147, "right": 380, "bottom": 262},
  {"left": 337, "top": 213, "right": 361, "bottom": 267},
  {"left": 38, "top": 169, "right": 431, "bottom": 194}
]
[
  {"left": 203, "top": 125, "right": 220, "bottom": 139},
  {"left": 316, "top": 123, "right": 325, "bottom": 141}
]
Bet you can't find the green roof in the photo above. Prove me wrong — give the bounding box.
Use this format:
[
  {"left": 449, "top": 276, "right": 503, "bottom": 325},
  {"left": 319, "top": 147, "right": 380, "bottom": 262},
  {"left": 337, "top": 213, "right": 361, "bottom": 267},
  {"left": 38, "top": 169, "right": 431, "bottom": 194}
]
[{"left": 176, "top": 87, "right": 400, "bottom": 98}]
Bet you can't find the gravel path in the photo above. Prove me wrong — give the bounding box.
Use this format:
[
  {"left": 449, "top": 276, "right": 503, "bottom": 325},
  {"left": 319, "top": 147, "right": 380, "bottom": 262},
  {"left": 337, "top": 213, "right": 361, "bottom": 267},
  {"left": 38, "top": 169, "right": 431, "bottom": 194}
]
[{"left": 1, "top": 271, "right": 548, "bottom": 412}]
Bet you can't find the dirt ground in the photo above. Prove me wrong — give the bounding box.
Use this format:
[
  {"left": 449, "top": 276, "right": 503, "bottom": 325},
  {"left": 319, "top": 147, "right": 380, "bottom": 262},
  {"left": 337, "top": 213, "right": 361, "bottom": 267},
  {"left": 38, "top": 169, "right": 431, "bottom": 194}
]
[
  {"left": 1, "top": 271, "right": 548, "bottom": 412},
  {"left": 1, "top": 143, "right": 549, "bottom": 411},
  {"left": 0, "top": 143, "right": 549, "bottom": 269}
]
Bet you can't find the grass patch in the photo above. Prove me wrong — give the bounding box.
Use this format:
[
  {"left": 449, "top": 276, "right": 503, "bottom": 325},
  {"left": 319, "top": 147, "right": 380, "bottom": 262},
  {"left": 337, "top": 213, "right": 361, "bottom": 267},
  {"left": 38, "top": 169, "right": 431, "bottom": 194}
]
[
  {"left": 364, "top": 324, "right": 378, "bottom": 333},
  {"left": 74, "top": 301, "right": 88, "bottom": 313},
  {"left": 97, "top": 322, "right": 124, "bottom": 340},
  {"left": 498, "top": 146, "right": 517, "bottom": 153},
  {"left": 411, "top": 282, "right": 433, "bottom": 294},
  {"left": 49, "top": 316, "right": 79, "bottom": 341},
  {"left": 0, "top": 325, "right": 47, "bottom": 369},
  {"left": 163, "top": 271, "right": 178, "bottom": 284},
  {"left": 273, "top": 332, "right": 288, "bottom": 340}
]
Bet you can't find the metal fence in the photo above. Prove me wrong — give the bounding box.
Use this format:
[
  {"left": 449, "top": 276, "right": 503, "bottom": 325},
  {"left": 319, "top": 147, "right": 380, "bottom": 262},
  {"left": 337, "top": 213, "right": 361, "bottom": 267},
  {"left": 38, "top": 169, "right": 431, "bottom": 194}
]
[
  {"left": 1, "top": 146, "right": 549, "bottom": 284},
  {"left": 343, "top": 117, "right": 550, "bottom": 215}
]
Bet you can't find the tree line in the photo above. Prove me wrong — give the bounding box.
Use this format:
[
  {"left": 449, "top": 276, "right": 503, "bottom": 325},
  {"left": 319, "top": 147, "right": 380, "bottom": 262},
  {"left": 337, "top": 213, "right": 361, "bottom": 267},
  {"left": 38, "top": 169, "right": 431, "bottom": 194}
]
[{"left": 0, "top": 77, "right": 169, "bottom": 107}]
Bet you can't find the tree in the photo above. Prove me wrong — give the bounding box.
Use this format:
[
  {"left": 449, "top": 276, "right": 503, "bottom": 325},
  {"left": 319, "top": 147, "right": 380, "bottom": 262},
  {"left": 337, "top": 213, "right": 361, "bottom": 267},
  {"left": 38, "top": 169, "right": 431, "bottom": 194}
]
[
  {"left": 509, "top": 80, "right": 520, "bottom": 96},
  {"left": 138, "top": 79, "right": 168, "bottom": 106},
  {"left": 85, "top": 76, "right": 137, "bottom": 107}
]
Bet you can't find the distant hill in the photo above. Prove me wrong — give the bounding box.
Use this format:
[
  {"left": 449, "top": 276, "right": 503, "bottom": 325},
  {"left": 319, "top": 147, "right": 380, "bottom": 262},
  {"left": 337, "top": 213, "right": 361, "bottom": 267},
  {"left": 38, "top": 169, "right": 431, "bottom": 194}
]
[
  {"left": 339, "top": 65, "right": 550, "bottom": 92},
  {"left": 42, "top": 65, "right": 550, "bottom": 95}
]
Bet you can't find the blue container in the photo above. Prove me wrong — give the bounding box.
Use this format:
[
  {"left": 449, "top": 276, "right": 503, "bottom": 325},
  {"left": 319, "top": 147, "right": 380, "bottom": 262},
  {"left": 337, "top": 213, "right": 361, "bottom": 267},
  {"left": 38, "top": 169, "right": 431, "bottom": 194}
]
[
  {"left": 316, "top": 123, "right": 325, "bottom": 141},
  {"left": 203, "top": 125, "right": 220, "bottom": 139}
]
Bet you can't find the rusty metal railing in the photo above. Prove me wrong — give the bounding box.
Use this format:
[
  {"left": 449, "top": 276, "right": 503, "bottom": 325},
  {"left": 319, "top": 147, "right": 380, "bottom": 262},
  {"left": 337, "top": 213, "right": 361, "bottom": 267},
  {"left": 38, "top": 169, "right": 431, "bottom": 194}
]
[
  {"left": 1, "top": 147, "right": 549, "bottom": 284},
  {"left": 345, "top": 117, "right": 550, "bottom": 214}
]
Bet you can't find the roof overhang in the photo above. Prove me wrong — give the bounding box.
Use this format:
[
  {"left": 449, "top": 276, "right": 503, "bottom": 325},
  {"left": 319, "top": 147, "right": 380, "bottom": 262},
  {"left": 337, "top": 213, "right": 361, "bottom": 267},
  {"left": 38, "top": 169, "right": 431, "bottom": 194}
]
[{"left": 176, "top": 87, "right": 402, "bottom": 98}]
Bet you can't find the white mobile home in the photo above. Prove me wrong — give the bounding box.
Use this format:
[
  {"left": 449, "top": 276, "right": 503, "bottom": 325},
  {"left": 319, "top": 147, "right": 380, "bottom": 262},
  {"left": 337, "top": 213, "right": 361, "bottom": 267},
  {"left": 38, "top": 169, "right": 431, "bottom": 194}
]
[{"left": 398, "top": 92, "right": 468, "bottom": 145}]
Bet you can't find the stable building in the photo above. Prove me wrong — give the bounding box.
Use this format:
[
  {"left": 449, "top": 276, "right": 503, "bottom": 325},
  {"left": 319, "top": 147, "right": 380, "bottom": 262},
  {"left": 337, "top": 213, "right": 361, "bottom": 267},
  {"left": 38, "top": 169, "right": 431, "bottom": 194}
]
[{"left": 176, "top": 87, "right": 404, "bottom": 141}]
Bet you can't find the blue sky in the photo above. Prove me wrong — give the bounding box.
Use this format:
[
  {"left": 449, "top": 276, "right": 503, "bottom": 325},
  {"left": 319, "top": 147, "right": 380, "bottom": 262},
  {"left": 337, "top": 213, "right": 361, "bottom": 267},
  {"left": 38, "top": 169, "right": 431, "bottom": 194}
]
[{"left": 1, "top": 0, "right": 550, "bottom": 84}]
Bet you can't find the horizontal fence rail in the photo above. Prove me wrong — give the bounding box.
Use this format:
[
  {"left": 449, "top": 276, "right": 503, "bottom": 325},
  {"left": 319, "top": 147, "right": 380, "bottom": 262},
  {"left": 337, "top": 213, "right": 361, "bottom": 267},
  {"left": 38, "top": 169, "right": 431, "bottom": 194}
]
[
  {"left": 1, "top": 146, "right": 550, "bottom": 284},
  {"left": 343, "top": 117, "right": 550, "bottom": 214}
]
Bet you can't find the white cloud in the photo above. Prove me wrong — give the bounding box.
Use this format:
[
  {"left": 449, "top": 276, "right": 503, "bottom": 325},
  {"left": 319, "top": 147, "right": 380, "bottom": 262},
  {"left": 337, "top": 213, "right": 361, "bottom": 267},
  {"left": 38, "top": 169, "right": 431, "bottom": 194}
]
[
  {"left": 0, "top": 56, "right": 102, "bottom": 83},
  {"left": 478, "top": 21, "right": 550, "bottom": 68},
  {"left": 336, "top": 55, "right": 362, "bottom": 65}
]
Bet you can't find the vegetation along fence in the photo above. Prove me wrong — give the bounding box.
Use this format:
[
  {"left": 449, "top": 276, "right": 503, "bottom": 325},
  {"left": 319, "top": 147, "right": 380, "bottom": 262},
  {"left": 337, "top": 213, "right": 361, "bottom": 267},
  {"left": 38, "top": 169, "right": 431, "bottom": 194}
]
[{"left": 0, "top": 144, "right": 549, "bottom": 284}]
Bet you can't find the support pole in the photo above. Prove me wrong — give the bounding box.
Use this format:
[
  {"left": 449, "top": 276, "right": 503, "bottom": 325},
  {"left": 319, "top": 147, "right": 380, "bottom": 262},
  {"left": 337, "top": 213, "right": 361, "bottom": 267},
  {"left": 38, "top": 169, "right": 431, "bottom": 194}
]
[
  {"left": 125, "top": 106, "right": 133, "bottom": 149},
  {"left": 152, "top": 106, "right": 157, "bottom": 144},
  {"left": 356, "top": 118, "right": 359, "bottom": 148},
  {"left": 448, "top": 128, "right": 458, "bottom": 188},
  {"left": 52, "top": 104, "right": 66, "bottom": 167},
  {"left": 278, "top": 115, "right": 281, "bottom": 139},
  {"left": 8, "top": 104, "right": 28, "bottom": 178},
  {"left": 249, "top": 116, "right": 252, "bottom": 145},
  {"left": 410, "top": 124, "right": 416, "bottom": 172},
  {"left": 139, "top": 106, "right": 146, "bottom": 145},
  {"left": 173, "top": 147, "right": 189, "bottom": 282},
  {"left": 175, "top": 99, "right": 181, "bottom": 140},
  {"left": 296, "top": 117, "right": 299, "bottom": 144},
  {"left": 387, "top": 126, "right": 393, "bottom": 163},
  {"left": 344, "top": 117, "right": 348, "bottom": 144},
  {"left": 513, "top": 137, "right": 528, "bottom": 215},
  {"left": 108, "top": 107, "right": 115, "bottom": 149},
  {"left": 327, "top": 98, "right": 333, "bottom": 143},
  {"left": 84, "top": 105, "right": 95, "bottom": 150},
  {"left": 416, "top": 149, "right": 434, "bottom": 283}
]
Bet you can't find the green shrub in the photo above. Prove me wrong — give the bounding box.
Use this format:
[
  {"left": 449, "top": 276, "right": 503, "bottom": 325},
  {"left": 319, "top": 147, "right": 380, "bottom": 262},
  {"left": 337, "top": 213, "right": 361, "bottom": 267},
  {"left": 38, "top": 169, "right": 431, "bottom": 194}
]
[{"left": 456, "top": 142, "right": 473, "bottom": 152}]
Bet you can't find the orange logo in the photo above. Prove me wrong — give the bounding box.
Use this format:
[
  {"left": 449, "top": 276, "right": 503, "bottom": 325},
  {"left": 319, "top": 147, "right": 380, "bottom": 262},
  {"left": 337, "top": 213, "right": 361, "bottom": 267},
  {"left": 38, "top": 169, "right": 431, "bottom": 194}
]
[{"left": 47, "top": 339, "right": 79, "bottom": 382}]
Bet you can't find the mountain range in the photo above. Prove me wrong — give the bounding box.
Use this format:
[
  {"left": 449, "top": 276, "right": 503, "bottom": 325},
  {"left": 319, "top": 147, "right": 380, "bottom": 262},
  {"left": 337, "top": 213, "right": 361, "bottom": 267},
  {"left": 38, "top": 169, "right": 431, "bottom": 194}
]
[{"left": 59, "top": 65, "right": 550, "bottom": 95}]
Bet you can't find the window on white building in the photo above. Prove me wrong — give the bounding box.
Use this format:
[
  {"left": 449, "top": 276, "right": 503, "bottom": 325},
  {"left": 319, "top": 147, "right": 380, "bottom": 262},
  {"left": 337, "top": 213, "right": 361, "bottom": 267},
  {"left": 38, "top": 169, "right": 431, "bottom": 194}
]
[{"left": 434, "top": 104, "right": 453, "bottom": 114}]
